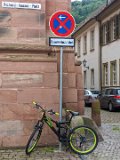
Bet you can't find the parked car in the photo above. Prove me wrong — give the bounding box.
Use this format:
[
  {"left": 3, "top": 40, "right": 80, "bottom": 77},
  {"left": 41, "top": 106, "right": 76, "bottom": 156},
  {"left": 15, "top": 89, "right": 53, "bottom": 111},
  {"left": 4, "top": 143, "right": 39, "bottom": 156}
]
[
  {"left": 84, "top": 89, "right": 95, "bottom": 106},
  {"left": 98, "top": 88, "right": 120, "bottom": 111},
  {"left": 91, "top": 90, "right": 100, "bottom": 98}
]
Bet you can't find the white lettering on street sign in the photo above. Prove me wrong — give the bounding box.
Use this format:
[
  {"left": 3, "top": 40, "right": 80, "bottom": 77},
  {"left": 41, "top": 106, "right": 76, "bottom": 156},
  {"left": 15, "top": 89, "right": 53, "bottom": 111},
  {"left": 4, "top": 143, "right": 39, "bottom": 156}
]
[
  {"left": 2, "top": 1, "right": 41, "bottom": 10},
  {"left": 49, "top": 38, "right": 75, "bottom": 47}
]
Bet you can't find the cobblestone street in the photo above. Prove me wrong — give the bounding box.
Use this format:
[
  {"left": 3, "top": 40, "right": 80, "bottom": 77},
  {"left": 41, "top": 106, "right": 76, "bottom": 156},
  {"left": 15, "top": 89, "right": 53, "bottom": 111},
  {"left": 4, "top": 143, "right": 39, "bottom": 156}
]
[
  {"left": 84, "top": 107, "right": 120, "bottom": 160},
  {"left": 0, "top": 108, "right": 120, "bottom": 160}
]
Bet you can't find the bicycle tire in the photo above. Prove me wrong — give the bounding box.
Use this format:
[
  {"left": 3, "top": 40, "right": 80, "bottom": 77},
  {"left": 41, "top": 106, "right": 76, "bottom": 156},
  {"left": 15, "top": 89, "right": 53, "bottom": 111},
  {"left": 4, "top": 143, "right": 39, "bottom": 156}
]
[
  {"left": 25, "top": 127, "right": 42, "bottom": 155},
  {"left": 68, "top": 125, "right": 98, "bottom": 155}
]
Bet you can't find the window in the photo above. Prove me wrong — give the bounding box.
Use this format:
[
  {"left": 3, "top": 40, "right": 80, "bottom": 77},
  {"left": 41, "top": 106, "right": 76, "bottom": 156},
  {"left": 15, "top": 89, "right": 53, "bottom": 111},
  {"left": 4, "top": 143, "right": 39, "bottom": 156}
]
[
  {"left": 90, "top": 29, "right": 95, "bottom": 50},
  {"left": 105, "top": 89, "right": 111, "bottom": 95},
  {"left": 84, "top": 71, "right": 87, "bottom": 88},
  {"left": 110, "top": 18, "right": 116, "bottom": 41},
  {"left": 110, "top": 60, "right": 117, "bottom": 86},
  {"left": 118, "top": 14, "right": 120, "bottom": 38},
  {"left": 102, "top": 24, "right": 107, "bottom": 45},
  {"left": 103, "top": 63, "right": 108, "bottom": 86},
  {"left": 77, "top": 38, "right": 81, "bottom": 57},
  {"left": 83, "top": 34, "right": 87, "bottom": 54},
  {"left": 101, "top": 14, "right": 120, "bottom": 45},
  {"left": 91, "top": 69, "right": 94, "bottom": 87}
]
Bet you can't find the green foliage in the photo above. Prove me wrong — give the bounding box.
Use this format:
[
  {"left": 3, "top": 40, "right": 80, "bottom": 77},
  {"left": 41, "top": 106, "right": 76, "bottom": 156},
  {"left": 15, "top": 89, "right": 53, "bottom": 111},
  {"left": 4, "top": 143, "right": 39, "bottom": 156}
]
[{"left": 71, "top": 0, "right": 107, "bottom": 25}]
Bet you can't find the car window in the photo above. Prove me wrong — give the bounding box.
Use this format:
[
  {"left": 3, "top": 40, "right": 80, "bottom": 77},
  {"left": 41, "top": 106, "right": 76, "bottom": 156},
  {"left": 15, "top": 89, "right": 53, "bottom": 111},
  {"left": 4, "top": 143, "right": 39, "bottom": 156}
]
[
  {"left": 116, "top": 89, "right": 120, "bottom": 95},
  {"left": 100, "top": 90, "right": 105, "bottom": 95},
  {"left": 91, "top": 91, "right": 99, "bottom": 94},
  {"left": 105, "top": 89, "right": 111, "bottom": 95},
  {"left": 110, "top": 89, "right": 114, "bottom": 95},
  {"left": 84, "top": 90, "right": 88, "bottom": 95}
]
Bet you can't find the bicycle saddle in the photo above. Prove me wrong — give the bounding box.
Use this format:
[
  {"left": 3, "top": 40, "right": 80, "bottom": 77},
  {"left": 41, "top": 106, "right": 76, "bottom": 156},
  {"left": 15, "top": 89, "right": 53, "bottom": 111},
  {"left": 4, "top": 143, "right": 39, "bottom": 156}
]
[{"left": 69, "top": 110, "right": 80, "bottom": 116}]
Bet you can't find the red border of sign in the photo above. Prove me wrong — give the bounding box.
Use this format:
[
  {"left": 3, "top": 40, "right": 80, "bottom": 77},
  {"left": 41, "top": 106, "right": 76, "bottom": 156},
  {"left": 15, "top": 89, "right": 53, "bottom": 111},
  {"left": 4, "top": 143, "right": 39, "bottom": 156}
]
[{"left": 49, "top": 11, "right": 75, "bottom": 37}]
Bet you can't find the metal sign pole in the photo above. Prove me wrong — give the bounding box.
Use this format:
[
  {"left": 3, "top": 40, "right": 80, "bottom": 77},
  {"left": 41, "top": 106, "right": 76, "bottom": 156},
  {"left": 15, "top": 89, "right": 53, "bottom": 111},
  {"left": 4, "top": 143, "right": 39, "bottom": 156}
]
[{"left": 59, "top": 46, "right": 63, "bottom": 151}]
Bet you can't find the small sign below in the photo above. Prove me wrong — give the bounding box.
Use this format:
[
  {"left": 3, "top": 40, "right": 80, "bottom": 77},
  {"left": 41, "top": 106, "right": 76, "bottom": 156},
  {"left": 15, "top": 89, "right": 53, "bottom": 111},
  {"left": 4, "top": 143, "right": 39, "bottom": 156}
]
[
  {"left": 2, "top": 1, "right": 41, "bottom": 10},
  {"left": 49, "top": 37, "right": 75, "bottom": 47}
]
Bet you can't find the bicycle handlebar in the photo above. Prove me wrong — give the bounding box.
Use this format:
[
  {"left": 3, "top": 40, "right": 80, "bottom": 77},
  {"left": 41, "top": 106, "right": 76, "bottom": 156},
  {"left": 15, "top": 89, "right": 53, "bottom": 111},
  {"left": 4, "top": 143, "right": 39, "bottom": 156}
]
[
  {"left": 32, "top": 101, "right": 79, "bottom": 117},
  {"left": 32, "top": 101, "right": 59, "bottom": 116}
]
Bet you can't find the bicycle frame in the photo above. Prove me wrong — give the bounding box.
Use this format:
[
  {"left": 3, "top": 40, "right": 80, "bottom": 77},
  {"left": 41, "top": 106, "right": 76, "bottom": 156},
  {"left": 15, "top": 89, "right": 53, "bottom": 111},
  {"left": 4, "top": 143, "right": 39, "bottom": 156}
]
[{"left": 37, "top": 111, "right": 72, "bottom": 142}]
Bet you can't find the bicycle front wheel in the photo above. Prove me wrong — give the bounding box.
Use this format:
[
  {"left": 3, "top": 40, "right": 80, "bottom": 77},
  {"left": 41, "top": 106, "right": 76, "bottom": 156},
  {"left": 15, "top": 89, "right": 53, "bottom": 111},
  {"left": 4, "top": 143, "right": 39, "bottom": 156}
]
[
  {"left": 68, "top": 126, "right": 98, "bottom": 155},
  {"left": 25, "top": 127, "right": 42, "bottom": 155}
]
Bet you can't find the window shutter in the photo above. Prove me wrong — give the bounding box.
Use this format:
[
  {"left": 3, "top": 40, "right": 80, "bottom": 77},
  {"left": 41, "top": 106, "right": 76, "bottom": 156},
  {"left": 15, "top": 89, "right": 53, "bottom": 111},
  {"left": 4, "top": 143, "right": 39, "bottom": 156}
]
[
  {"left": 100, "top": 26, "right": 103, "bottom": 45},
  {"left": 118, "top": 14, "right": 120, "bottom": 38},
  {"left": 115, "top": 15, "right": 119, "bottom": 39},
  {"left": 107, "top": 21, "right": 111, "bottom": 43}
]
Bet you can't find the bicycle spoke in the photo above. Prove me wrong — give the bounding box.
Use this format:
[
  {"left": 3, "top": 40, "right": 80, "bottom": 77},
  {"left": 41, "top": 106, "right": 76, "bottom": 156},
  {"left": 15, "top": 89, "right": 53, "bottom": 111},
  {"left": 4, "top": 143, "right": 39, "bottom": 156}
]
[{"left": 69, "top": 126, "right": 98, "bottom": 154}]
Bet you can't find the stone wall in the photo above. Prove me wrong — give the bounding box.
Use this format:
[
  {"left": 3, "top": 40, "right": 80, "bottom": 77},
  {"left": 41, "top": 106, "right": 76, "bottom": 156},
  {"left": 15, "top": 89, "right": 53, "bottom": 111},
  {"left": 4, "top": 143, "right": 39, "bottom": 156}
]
[
  {"left": 0, "top": 44, "right": 84, "bottom": 147},
  {"left": 0, "top": 0, "right": 84, "bottom": 147},
  {"left": 0, "top": 0, "right": 46, "bottom": 44}
]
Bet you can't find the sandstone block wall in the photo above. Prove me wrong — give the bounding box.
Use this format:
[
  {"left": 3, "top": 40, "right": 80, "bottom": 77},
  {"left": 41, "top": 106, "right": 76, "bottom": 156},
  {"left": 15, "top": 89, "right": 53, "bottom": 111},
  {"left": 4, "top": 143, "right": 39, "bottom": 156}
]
[
  {"left": 0, "top": 0, "right": 46, "bottom": 44},
  {"left": 0, "top": 0, "right": 84, "bottom": 147}
]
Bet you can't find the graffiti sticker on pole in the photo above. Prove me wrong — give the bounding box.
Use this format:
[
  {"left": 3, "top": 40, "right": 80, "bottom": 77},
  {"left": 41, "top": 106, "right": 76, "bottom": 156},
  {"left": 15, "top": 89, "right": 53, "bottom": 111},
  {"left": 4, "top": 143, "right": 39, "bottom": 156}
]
[{"left": 49, "top": 11, "right": 75, "bottom": 37}]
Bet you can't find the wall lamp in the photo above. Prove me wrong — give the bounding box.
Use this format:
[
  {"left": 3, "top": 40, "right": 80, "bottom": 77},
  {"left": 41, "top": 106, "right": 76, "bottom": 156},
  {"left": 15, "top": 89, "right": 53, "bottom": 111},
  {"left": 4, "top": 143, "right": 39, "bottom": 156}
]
[{"left": 83, "top": 59, "right": 89, "bottom": 69}]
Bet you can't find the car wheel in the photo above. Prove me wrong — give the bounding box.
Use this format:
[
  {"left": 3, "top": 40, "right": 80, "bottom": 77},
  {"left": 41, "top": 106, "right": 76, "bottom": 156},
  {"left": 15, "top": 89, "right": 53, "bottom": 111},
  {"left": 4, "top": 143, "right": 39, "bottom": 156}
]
[{"left": 108, "top": 102, "right": 114, "bottom": 112}]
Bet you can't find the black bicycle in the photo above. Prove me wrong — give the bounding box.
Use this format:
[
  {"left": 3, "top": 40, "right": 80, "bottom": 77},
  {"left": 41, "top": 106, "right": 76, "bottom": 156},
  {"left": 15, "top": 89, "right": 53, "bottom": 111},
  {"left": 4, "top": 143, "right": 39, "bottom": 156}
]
[{"left": 25, "top": 101, "right": 98, "bottom": 155}]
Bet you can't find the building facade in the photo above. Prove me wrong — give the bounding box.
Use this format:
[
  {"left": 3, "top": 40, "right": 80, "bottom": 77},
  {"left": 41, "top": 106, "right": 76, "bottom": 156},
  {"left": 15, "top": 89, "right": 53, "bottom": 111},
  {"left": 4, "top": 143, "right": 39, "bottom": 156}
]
[
  {"left": 98, "top": 0, "right": 120, "bottom": 88},
  {"left": 73, "top": 0, "right": 120, "bottom": 91},
  {"left": 73, "top": 19, "right": 100, "bottom": 91}
]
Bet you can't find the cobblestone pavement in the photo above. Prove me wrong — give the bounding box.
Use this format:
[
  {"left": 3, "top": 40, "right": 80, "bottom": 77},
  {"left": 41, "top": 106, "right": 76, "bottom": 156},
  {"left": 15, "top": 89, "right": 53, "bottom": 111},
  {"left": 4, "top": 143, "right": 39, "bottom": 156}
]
[
  {"left": 0, "top": 108, "right": 120, "bottom": 160},
  {"left": 84, "top": 107, "right": 120, "bottom": 160}
]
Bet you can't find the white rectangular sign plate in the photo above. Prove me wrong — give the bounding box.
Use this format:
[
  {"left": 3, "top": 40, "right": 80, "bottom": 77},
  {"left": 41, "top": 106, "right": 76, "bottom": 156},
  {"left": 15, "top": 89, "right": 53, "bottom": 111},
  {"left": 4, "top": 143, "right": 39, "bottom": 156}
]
[
  {"left": 49, "top": 37, "right": 75, "bottom": 47},
  {"left": 2, "top": 1, "right": 41, "bottom": 10}
]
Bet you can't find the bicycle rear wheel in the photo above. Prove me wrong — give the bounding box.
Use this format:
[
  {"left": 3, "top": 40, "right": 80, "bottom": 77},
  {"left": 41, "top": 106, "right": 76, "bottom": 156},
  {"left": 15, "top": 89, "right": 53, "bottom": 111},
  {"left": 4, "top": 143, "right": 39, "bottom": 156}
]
[
  {"left": 68, "top": 126, "right": 98, "bottom": 155},
  {"left": 25, "top": 127, "right": 42, "bottom": 155}
]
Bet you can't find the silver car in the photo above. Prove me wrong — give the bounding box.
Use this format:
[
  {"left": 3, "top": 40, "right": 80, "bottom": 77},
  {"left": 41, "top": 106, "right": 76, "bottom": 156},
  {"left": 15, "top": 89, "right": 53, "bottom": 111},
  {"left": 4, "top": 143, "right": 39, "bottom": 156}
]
[
  {"left": 84, "top": 90, "right": 95, "bottom": 106},
  {"left": 98, "top": 88, "right": 120, "bottom": 111}
]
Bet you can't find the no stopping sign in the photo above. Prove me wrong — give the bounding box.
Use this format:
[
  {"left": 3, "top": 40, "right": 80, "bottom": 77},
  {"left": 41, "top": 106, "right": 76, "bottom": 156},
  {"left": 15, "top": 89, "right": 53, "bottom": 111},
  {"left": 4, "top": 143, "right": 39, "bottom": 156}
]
[{"left": 49, "top": 11, "right": 75, "bottom": 37}]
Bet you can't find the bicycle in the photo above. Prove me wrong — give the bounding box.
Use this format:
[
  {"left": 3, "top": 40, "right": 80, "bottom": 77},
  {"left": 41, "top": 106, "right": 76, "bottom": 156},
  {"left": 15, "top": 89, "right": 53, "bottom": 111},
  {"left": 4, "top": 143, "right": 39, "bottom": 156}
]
[{"left": 25, "top": 101, "right": 98, "bottom": 155}]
